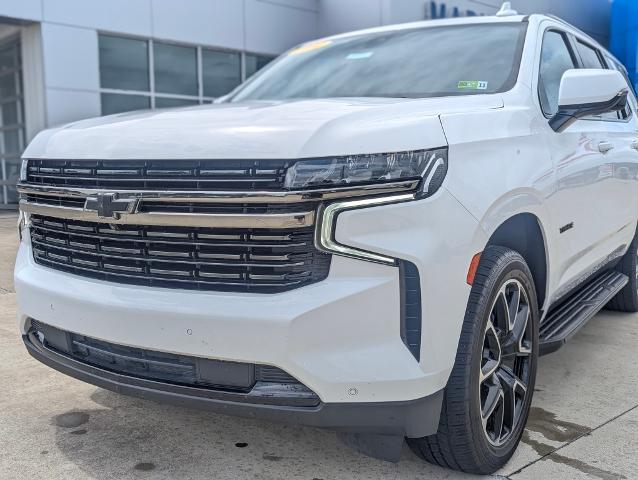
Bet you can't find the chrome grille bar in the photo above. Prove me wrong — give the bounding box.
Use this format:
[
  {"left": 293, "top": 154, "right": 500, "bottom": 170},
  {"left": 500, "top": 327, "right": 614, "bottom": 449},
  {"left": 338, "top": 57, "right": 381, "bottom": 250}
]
[
  {"left": 20, "top": 201, "right": 315, "bottom": 229},
  {"left": 17, "top": 179, "right": 419, "bottom": 204}
]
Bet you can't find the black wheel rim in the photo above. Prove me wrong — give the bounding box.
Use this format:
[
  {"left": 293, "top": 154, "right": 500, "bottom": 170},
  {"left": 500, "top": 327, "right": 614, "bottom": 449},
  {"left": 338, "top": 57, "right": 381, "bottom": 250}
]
[{"left": 479, "top": 279, "right": 533, "bottom": 447}]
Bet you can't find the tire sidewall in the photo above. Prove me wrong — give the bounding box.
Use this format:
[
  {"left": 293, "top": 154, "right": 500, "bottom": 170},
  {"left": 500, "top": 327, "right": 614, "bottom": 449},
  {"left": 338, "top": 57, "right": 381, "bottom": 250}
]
[{"left": 466, "top": 251, "right": 540, "bottom": 468}]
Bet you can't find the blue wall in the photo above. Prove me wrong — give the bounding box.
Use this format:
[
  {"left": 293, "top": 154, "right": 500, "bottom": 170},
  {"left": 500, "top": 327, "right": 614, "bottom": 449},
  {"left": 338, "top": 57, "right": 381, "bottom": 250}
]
[{"left": 610, "top": 0, "right": 638, "bottom": 90}]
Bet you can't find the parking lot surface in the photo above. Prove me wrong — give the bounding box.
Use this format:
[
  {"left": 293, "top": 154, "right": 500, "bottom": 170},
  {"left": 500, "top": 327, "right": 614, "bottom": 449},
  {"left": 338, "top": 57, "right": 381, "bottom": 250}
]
[{"left": 0, "top": 212, "right": 636, "bottom": 479}]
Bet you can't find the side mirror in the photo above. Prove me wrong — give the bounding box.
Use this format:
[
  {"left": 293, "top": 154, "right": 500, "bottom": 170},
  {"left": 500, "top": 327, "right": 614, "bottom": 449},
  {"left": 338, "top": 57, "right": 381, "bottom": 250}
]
[{"left": 550, "top": 69, "right": 628, "bottom": 132}]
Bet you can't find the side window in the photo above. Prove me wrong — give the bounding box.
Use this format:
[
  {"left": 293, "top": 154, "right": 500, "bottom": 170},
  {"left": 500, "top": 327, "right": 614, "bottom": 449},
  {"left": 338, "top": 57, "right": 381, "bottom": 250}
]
[
  {"left": 607, "top": 56, "right": 637, "bottom": 97},
  {"left": 597, "top": 55, "right": 634, "bottom": 121},
  {"left": 576, "top": 41, "right": 605, "bottom": 69},
  {"left": 538, "top": 31, "right": 577, "bottom": 116}
]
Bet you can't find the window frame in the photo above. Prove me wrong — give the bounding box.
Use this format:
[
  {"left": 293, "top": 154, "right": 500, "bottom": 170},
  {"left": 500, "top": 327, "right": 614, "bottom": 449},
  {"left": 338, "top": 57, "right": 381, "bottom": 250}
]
[
  {"left": 536, "top": 25, "right": 633, "bottom": 124},
  {"left": 570, "top": 35, "right": 633, "bottom": 123},
  {"left": 536, "top": 28, "right": 579, "bottom": 118},
  {"left": 97, "top": 32, "right": 275, "bottom": 114},
  {"left": 573, "top": 38, "right": 608, "bottom": 70}
]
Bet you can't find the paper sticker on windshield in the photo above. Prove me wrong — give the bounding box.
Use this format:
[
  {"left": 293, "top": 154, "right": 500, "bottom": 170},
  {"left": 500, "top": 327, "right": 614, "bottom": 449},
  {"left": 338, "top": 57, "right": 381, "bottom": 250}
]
[
  {"left": 346, "top": 51, "right": 374, "bottom": 60},
  {"left": 458, "top": 80, "right": 488, "bottom": 90},
  {"left": 289, "top": 40, "right": 332, "bottom": 56}
]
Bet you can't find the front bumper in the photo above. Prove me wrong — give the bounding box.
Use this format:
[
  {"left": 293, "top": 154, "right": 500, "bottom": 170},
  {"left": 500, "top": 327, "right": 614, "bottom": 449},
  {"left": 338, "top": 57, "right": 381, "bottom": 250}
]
[
  {"left": 15, "top": 189, "right": 484, "bottom": 434},
  {"left": 24, "top": 330, "right": 443, "bottom": 437}
]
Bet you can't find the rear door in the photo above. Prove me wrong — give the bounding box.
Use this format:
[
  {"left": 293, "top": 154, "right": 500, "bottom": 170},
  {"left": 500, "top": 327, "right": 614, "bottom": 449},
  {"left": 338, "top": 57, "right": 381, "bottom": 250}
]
[
  {"left": 571, "top": 38, "right": 638, "bottom": 249},
  {"left": 602, "top": 54, "right": 638, "bottom": 239}
]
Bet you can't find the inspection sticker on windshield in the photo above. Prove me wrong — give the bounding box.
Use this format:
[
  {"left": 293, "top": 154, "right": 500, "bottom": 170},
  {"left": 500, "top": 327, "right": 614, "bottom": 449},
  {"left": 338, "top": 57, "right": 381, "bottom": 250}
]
[{"left": 458, "top": 80, "right": 488, "bottom": 90}]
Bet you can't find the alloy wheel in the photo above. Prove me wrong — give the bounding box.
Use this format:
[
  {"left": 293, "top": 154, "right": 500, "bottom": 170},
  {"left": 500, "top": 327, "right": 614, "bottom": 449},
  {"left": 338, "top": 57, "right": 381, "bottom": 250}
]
[{"left": 479, "top": 279, "right": 533, "bottom": 447}]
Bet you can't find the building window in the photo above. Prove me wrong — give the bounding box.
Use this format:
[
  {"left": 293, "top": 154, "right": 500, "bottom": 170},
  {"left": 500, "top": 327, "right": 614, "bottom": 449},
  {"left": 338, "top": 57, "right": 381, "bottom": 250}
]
[
  {"left": 245, "top": 53, "right": 274, "bottom": 79},
  {"left": 202, "top": 49, "right": 241, "bottom": 97},
  {"left": 98, "top": 34, "right": 277, "bottom": 115},
  {"left": 154, "top": 97, "right": 199, "bottom": 108},
  {"left": 154, "top": 42, "right": 198, "bottom": 96},
  {"left": 101, "top": 93, "right": 150, "bottom": 116},
  {"left": 99, "top": 35, "right": 149, "bottom": 91},
  {"left": 0, "top": 35, "right": 25, "bottom": 207}
]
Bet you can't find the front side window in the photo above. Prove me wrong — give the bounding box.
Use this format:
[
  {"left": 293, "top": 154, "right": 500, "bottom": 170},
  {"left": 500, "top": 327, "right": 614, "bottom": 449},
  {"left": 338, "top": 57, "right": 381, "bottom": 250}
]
[
  {"left": 231, "top": 23, "right": 527, "bottom": 102},
  {"left": 538, "top": 31, "right": 577, "bottom": 116}
]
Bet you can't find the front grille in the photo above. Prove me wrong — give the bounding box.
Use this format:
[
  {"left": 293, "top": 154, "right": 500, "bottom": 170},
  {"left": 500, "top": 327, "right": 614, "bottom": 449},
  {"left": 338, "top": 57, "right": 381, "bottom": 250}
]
[
  {"left": 30, "top": 320, "right": 304, "bottom": 392},
  {"left": 30, "top": 214, "right": 331, "bottom": 293},
  {"left": 26, "top": 159, "right": 291, "bottom": 191}
]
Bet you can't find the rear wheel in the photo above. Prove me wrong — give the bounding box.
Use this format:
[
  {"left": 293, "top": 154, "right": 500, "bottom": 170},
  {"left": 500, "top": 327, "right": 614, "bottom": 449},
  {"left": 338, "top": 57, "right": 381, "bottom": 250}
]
[
  {"left": 408, "top": 246, "right": 539, "bottom": 474},
  {"left": 606, "top": 234, "right": 638, "bottom": 312}
]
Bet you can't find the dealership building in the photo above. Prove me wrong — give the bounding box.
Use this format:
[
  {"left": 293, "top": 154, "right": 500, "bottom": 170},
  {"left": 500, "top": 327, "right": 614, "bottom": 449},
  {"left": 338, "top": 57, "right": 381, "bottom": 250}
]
[{"left": 0, "top": 0, "right": 615, "bottom": 207}]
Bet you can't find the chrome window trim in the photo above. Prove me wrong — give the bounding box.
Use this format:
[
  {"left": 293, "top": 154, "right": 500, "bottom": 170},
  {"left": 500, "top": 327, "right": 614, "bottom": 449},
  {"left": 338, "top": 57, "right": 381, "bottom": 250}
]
[
  {"left": 20, "top": 201, "right": 315, "bottom": 229},
  {"left": 17, "top": 180, "right": 420, "bottom": 204},
  {"left": 315, "top": 193, "right": 415, "bottom": 265}
]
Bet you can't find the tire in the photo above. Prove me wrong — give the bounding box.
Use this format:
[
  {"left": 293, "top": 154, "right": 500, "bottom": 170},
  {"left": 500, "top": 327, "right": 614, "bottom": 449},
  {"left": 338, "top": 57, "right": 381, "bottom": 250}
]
[
  {"left": 606, "top": 234, "right": 638, "bottom": 312},
  {"left": 408, "top": 246, "right": 539, "bottom": 475}
]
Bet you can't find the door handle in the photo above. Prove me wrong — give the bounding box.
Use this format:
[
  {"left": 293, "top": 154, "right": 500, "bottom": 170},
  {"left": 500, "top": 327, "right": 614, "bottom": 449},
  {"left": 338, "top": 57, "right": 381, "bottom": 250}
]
[
  {"left": 598, "top": 141, "right": 614, "bottom": 154},
  {"left": 632, "top": 140, "right": 638, "bottom": 151}
]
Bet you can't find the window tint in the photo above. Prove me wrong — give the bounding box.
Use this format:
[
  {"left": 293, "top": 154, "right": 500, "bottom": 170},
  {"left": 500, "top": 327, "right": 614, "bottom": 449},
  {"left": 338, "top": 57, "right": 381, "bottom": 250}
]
[
  {"left": 154, "top": 42, "right": 198, "bottom": 96},
  {"left": 101, "top": 93, "right": 150, "bottom": 115},
  {"left": 576, "top": 41, "right": 604, "bottom": 69},
  {"left": 538, "top": 31, "right": 577, "bottom": 116},
  {"left": 245, "top": 54, "right": 274, "bottom": 79},
  {"left": 99, "top": 35, "right": 149, "bottom": 91},
  {"left": 202, "top": 49, "right": 241, "bottom": 97}
]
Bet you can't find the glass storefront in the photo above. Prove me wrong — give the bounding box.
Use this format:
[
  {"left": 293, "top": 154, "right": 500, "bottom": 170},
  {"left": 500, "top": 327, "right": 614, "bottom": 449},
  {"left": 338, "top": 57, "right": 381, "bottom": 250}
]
[{"left": 0, "top": 35, "right": 24, "bottom": 207}]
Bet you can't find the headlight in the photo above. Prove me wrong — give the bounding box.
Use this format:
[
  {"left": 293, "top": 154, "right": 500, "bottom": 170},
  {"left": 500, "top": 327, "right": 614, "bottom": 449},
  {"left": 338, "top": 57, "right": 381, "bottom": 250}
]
[
  {"left": 19, "top": 159, "right": 28, "bottom": 182},
  {"left": 284, "top": 148, "right": 448, "bottom": 197}
]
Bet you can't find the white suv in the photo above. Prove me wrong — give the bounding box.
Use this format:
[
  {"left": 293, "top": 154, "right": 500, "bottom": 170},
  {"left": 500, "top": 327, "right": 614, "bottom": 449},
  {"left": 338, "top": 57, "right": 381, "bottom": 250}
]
[{"left": 14, "top": 6, "right": 638, "bottom": 474}]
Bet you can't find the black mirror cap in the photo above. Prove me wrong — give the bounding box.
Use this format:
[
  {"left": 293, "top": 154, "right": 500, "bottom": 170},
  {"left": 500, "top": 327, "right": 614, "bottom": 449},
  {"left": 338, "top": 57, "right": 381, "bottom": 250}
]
[{"left": 549, "top": 89, "right": 629, "bottom": 133}]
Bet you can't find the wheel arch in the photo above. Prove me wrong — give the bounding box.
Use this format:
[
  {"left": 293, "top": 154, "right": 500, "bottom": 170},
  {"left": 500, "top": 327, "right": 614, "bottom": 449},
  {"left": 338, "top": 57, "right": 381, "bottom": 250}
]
[{"left": 486, "top": 213, "right": 549, "bottom": 309}]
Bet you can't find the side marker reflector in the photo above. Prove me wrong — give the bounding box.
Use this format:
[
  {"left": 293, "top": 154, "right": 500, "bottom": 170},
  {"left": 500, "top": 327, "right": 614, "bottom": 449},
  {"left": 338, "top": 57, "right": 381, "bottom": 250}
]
[{"left": 467, "top": 252, "right": 482, "bottom": 285}]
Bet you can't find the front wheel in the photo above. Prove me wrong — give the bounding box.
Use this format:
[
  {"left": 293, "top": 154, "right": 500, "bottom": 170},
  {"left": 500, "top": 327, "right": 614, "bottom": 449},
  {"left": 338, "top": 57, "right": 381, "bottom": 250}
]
[{"left": 408, "top": 246, "right": 539, "bottom": 474}]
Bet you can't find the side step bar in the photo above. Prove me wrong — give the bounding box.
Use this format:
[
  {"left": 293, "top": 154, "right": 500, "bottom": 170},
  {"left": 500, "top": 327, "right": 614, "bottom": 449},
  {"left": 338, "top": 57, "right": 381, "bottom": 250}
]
[{"left": 539, "top": 270, "right": 628, "bottom": 356}]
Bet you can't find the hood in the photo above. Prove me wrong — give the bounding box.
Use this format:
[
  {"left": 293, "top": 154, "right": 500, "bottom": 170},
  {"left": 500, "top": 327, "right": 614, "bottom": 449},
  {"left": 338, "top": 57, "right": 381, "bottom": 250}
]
[{"left": 24, "top": 96, "right": 503, "bottom": 160}]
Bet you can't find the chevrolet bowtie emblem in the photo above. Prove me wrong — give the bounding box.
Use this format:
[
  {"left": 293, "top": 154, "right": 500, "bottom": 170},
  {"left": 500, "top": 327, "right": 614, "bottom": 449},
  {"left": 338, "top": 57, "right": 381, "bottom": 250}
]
[{"left": 84, "top": 193, "right": 138, "bottom": 219}]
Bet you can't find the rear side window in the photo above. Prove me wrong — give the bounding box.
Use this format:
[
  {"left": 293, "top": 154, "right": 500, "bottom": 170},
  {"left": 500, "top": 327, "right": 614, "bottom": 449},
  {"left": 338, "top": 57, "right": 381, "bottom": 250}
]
[
  {"left": 538, "top": 31, "right": 577, "bottom": 116},
  {"left": 607, "top": 56, "right": 637, "bottom": 97},
  {"left": 576, "top": 41, "right": 605, "bottom": 69},
  {"left": 605, "top": 56, "right": 635, "bottom": 120}
]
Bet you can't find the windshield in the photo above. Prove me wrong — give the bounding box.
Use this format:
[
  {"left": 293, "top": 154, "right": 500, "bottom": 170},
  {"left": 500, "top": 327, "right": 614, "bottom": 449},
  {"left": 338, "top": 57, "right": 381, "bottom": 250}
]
[{"left": 230, "top": 23, "right": 527, "bottom": 101}]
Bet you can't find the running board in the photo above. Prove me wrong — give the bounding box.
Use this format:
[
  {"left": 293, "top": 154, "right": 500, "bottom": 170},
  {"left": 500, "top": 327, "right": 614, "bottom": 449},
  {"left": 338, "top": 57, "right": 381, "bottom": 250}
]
[{"left": 539, "top": 271, "right": 628, "bottom": 356}]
